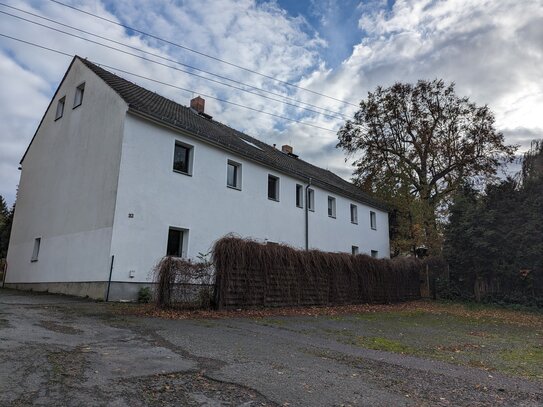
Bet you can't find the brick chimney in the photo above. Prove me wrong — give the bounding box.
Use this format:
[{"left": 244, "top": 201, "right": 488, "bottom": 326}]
[
  {"left": 281, "top": 145, "right": 293, "bottom": 155},
  {"left": 190, "top": 96, "right": 205, "bottom": 114}
]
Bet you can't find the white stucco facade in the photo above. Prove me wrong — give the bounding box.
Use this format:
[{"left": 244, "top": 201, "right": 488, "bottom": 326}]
[{"left": 5, "top": 58, "right": 390, "bottom": 300}]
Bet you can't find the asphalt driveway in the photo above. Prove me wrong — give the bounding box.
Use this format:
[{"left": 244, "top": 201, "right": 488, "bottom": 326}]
[{"left": 0, "top": 289, "right": 541, "bottom": 406}]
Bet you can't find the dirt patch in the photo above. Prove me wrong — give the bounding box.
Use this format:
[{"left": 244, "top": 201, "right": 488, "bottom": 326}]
[
  {"left": 121, "top": 371, "right": 277, "bottom": 406},
  {"left": 38, "top": 320, "right": 83, "bottom": 335}
]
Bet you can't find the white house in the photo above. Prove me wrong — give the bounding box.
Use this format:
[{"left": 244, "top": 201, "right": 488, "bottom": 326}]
[{"left": 5, "top": 56, "right": 390, "bottom": 300}]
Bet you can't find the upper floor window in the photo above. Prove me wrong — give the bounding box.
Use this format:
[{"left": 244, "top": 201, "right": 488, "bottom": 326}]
[
  {"left": 55, "top": 96, "right": 65, "bottom": 120},
  {"left": 227, "top": 160, "right": 242, "bottom": 189},
  {"left": 350, "top": 204, "right": 358, "bottom": 224},
  {"left": 268, "top": 175, "right": 279, "bottom": 201},
  {"left": 173, "top": 141, "right": 193, "bottom": 175},
  {"left": 296, "top": 184, "right": 303, "bottom": 208},
  {"left": 327, "top": 196, "right": 336, "bottom": 218},
  {"left": 370, "top": 211, "right": 377, "bottom": 230},
  {"left": 307, "top": 188, "right": 315, "bottom": 211},
  {"left": 73, "top": 82, "right": 85, "bottom": 108}
]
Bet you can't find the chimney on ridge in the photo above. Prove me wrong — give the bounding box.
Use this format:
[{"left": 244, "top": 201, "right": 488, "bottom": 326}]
[
  {"left": 281, "top": 144, "right": 293, "bottom": 155},
  {"left": 190, "top": 96, "right": 205, "bottom": 114}
]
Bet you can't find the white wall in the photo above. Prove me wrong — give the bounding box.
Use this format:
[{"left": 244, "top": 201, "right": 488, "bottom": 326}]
[
  {"left": 6, "top": 59, "right": 127, "bottom": 284},
  {"left": 109, "top": 114, "right": 390, "bottom": 283}
]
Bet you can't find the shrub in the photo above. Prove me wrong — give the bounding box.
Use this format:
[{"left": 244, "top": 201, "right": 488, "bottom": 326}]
[{"left": 137, "top": 286, "right": 152, "bottom": 303}]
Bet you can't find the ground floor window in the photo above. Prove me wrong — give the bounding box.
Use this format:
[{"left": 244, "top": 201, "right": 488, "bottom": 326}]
[
  {"left": 371, "top": 250, "right": 378, "bottom": 258},
  {"left": 167, "top": 228, "right": 188, "bottom": 257},
  {"left": 352, "top": 245, "right": 359, "bottom": 255}
]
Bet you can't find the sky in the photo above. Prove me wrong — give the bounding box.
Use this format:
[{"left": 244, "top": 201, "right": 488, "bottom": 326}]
[{"left": 1, "top": 0, "right": 542, "bottom": 205}]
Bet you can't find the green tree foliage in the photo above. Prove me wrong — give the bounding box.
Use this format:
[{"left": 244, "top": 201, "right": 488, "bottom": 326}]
[
  {"left": 338, "top": 80, "right": 517, "bottom": 255},
  {"left": 0, "top": 196, "right": 14, "bottom": 259},
  {"left": 444, "top": 140, "right": 543, "bottom": 304}
]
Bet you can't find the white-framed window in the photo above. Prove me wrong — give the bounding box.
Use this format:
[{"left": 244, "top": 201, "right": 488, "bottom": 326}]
[
  {"left": 55, "top": 96, "right": 65, "bottom": 120},
  {"left": 327, "top": 196, "right": 336, "bottom": 218},
  {"left": 307, "top": 188, "right": 315, "bottom": 211},
  {"left": 350, "top": 204, "right": 358, "bottom": 224},
  {"left": 371, "top": 250, "right": 379, "bottom": 258},
  {"left": 173, "top": 141, "right": 194, "bottom": 175},
  {"left": 296, "top": 184, "right": 303, "bottom": 208},
  {"left": 268, "top": 175, "right": 279, "bottom": 201},
  {"left": 31, "top": 237, "right": 41, "bottom": 262},
  {"left": 73, "top": 82, "right": 85, "bottom": 108},
  {"left": 166, "top": 227, "right": 188, "bottom": 258},
  {"left": 370, "top": 211, "right": 377, "bottom": 230},
  {"left": 227, "top": 160, "right": 242, "bottom": 189},
  {"left": 352, "top": 245, "right": 359, "bottom": 255}
]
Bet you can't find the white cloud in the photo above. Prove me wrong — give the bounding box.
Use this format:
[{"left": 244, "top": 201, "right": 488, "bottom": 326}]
[{"left": 0, "top": 0, "right": 542, "bottom": 205}]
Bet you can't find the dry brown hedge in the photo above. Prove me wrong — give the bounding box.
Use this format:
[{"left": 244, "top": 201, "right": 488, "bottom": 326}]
[{"left": 213, "top": 237, "right": 422, "bottom": 309}]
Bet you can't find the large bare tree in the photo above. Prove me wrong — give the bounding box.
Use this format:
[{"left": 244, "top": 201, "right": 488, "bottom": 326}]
[{"left": 338, "top": 80, "right": 517, "bottom": 253}]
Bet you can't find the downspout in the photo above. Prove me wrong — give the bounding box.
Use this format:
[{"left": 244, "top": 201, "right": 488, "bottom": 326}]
[
  {"left": 305, "top": 178, "right": 312, "bottom": 250},
  {"left": 105, "top": 255, "right": 114, "bottom": 302}
]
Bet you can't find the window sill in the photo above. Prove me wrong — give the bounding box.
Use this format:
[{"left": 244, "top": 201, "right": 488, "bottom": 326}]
[
  {"left": 31, "top": 259, "right": 38, "bottom": 263},
  {"left": 296, "top": 205, "right": 303, "bottom": 209},
  {"left": 54, "top": 116, "right": 62, "bottom": 121},
  {"left": 328, "top": 215, "right": 336, "bottom": 219},
  {"left": 351, "top": 221, "right": 358, "bottom": 225},
  {"left": 308, "top": 208, "right": 315, "bottom": 212},
  {"left": 268, "top": 197, "right": 280, "bottom": 202},
  {"left": 72, "top": 103, "right": 82, "bottom": 110},
  {"left": 371, "top": 227, "right": 377, "bottom": 231},
  {"left": 227, "top": 185, "right": 242, "bottom": 191},
  {"left": 173, "top": 169, "right": 192, "bottom": 176}
]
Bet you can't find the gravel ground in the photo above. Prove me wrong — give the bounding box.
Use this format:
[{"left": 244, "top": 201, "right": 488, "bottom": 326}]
[{"left": 0, "top": 288, "right": 541, "bottom": 406}]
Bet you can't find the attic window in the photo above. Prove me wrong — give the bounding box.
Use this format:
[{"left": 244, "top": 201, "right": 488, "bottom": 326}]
[
  {"left": 240, "top": 138, "right": 263, "bottom": 151},
  {"left": 73, "top": 82, "right": 85, "bottom": 108},
  {"left": 55, "top": 96, "right": 65, "bottom": 120}
]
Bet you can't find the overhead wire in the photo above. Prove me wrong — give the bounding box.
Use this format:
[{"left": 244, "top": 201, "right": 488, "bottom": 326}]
[
  {"left": 48, "top": 0, "right": 360, "bottom": 107},
  {"left": 0, "top": 3, "right": 352, "bottom": 120},
  {"left": 0, "top": 32, "right": 339, "bottom": 134}
]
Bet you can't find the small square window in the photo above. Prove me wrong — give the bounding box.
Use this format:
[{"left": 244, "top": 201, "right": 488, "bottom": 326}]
[
  {"left": 307, "top": 188, "right": 315, "bottom": 211},
  {"left": 173, "top": 141, "right": 193, "bottom": 175},
  {"left": 73, "top": 83, "right": 85, "bottom": 108},
  {"left": 166, "top": 228, "right": 187, "bottom": 257},
  {"left": 350, "top": 204, "right": 358, "bottom": 224},
  {"left": 268, "top": 175, "right": 279, "bottom": 201},
  {"left": 371, "top": 250, "right": 379, "bottom": 258},
  {"left": 227, "top": 160, "right": 242, "bottom": 189},
  {"left": 55, "top": 96, "right": 65, "bottom": 120},
  {"left": 296, "top": 184, "right": 303, "bottom": 208},
  {"left": 31, "top": 237, "right": 41, "bottom": 262},
  {"left": 370, "top": 211, "right": 377, "bottom": 230},
  {"left": 327, "top": 196, "right": 336, "bottom": 218},
  {"left": 352, "top": 246, "right": 359, "bottom": 255}
]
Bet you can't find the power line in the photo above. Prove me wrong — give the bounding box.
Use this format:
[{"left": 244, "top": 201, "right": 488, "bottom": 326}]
[
  {"left": 0, "top": 32, "right": 338, "bottom": 134},
  {"left": 0, "top": 4, "right": 350, "bottom": 120},
  {"left": 0, "top": 6, "right": 351, "bottom": 121},
  {"left": 48, "top": 0, "right": 360, "bottom": 107}
]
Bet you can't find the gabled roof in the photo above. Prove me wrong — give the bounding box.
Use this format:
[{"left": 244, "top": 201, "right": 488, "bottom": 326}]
[{"left": 78, "top": 56, "right": 387, "bottom": 210}]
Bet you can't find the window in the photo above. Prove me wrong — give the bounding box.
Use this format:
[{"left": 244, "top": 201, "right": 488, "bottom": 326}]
[
  {"left": 173, "top": 141, "right": 193, "bottom": 175},
  {"left": 31, "top": 238, "right": 41, "bottom": 262},
  {"left": 268, "top": 175, "right": 279, "bottom": 201},
  {"left": 227, "top": 160, "right": 242, "bottom": 189},
  {"left": 327, "top": 196, "right": 336, "bottom": 218},
  {"left": 307, "top": 188, "right": 315, "bottom": 211},
  {"left": 166, "top": 228, "right": 187, "bottom": 257},
  {"left": 73, "top": 82, "right": 85, "bottom": 108},
  {"left": 296, "top": 184, "right": 303, "bottom": 208},
  {"left": 350, "top": 204, "right": 358, "bottom": 224},
  {"left": 371, "top": 250, "right": 379, "bottom": 258},
  {"left": 352, "top": 246, "right": 359, "bottom": 255},
  {"left": 370, "top": 211, "right": 377, "bottom": 230},
  {"left": 55, "top": 96, "right": 65, "bottom": 120}
]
